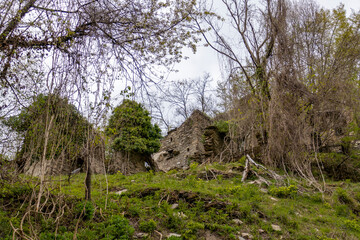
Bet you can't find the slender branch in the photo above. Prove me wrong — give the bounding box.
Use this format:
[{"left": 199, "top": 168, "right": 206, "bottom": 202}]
[{"left": 0, "top": 0, "right": 37, "bottom": 46}]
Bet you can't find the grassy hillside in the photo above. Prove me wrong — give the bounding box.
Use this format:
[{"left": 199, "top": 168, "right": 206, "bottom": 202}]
[{"left": 1, "top": 159, "right": 360, "bottom": 240}]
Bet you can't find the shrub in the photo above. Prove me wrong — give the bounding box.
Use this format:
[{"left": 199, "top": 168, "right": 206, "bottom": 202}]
[
  {"left": 139, "top": 219, "right": 157, "bottom": 233},
  {"left": 167, "top": 236, "right": 183, "bottom": 240},
  {"left": 335, "top": 205, "right": 351, "bottom": 217},
  {"left": 344, "top": 219, "right": 360, "bottom": 232},
  {"left": 214, "top": 120, "right": 229, "bottom": 135},
  {"left": 165, "top": 215, "right": 182, "bottom": 230},
  {"left": 0, "top": 211, "right": 11, "bottom": 240},
  {"left": 75, "top": 201, "right": 94, "bottom": 220},
  {"left": 106, "top": 99, "right": 161, "bottom": 154},
  {"left": 269, "top": 185, "right": 298, "bottom": 198},
  {"left": 104, "top": 215, "right": 135, "bottom": 240},
  {"left": 335, "top": 188, "right": 360, "bottom": 213},
  {"left": 183, "top": 221, "right": 204, "bottom": 239}
]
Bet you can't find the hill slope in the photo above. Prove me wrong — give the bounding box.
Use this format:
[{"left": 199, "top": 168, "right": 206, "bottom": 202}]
[{"left": 1, "top": 160, "right": 360, "bottom": 239}]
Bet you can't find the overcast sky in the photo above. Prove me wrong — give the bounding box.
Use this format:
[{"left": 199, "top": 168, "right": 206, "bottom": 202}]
[{"left": 168, "top": 0, "right": 360, "bottom": 83}]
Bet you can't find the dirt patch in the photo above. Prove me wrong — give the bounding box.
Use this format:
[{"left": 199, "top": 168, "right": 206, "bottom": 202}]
[
  {"left": 166, "top": 190, "right": 232, "bottom": 211},
  {"left": 136, "top": 187, "right": 161, "bottom": 198},
  {"left": 175, "top": 168, "right": 245, "bottom": 180}
]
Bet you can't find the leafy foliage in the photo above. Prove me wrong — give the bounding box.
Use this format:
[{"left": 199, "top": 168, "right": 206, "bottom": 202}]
[
  {"left": 139, "top": 219, "right": 157, "bottom": 233},
  {"left": 75, "top": 201, "right": 95, "bottom": 220},
  {"left": 269, "top": 185, "right": 298, "bottom": 198},
  {"left": 4, "top": 94, "right": 91, "bottom": 165},
  {"left": 104, "top": 215, "right": 135, "bottom": 240},
  {"left": 106, "top": 99, "right": 161, "bottom": 154}
]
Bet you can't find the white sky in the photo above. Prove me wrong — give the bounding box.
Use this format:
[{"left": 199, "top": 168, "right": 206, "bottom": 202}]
[{"left": 168, "top": 0, "right": 360, "bottom": 83}]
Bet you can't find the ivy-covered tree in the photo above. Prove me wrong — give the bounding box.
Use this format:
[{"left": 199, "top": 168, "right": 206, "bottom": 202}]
[
  {"left": 4, "top": 94, "right": 91, "bottom": 173},
  {"left": 106, "top": 99, "right": 162, "bottom": 155}
]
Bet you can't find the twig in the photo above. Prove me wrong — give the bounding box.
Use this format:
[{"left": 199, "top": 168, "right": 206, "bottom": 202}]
[
  {"left": 209, "top": 168, "right": 217, "bottom": 179},
  {"left": 158, "top": 193, "right": 167, "bottom": 206},
  {"left": 155, "top": 230, "right": 163, "bottom": 240}
]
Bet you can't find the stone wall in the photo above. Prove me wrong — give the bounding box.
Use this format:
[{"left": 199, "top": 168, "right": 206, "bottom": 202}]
[
  {"left": 19, "top": 134, "right": 106, "bottom": 176},
  {"left": 107, "top": 151, "right": 150, "bottom": 175},
  {"left": 153, "top": 110, "right": 215, "bottom": 172}
]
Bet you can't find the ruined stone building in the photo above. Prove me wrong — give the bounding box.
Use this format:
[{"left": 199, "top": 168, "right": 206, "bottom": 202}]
[
  {"left": 152, "top": 110, "right": 224, "bottom": 172},
  {"left": 107, "top": 151, "right": 153, "bottom": 175},
  {"left": 19, "top": 134, "right": 106, "bottom": 176}
]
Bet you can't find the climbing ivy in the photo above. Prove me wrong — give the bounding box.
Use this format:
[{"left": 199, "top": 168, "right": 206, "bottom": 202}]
[
  {"left": 4, "top": 94, "right": 91, "bottom": 165},
  {"left": 106, "top": 99, "right": 161, "bottom": 155}
]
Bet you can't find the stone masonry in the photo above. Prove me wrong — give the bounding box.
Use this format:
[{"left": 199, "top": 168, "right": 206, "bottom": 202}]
[{"left": 152, "top": 110, "right": 214, "bottom": 172}]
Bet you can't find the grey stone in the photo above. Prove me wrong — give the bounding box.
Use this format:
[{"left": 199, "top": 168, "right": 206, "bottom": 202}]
[
  {"left": 260, "top": 188, "right": 268, "bottom": 193},
  {"left": 271, "top": 224, "right": 281, "bottom": 231},
  {"left": 232, "top": 219, "right": 244, "bottom": 225},
  {"left": 241, "top": 232, "right": 253, "bottom": 239},
  {"left": 171, "top": 203, "right": 179, "bottom": 209},
  {"left": 115, "top": 189, "right": 128, "bottom": 195},
  {"left": 270, "top": 197, "right": 278, "bottom": 201},
  {"left": 175, "top": 212, "right": 187, "bottom": 218},
  {"left": 134, "top": 232, "right": 149, "bottom": 238},
  {"left": 168, "top": 233, "right": 182, "bottom": 238}
]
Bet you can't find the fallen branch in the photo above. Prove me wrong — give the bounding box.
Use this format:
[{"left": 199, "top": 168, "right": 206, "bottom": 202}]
[
  {"left": 242, "top": 154, "right": 283, "bottom": 183},
  {"left": 241, "top": 157, "right": 251, "bottom": 182}
]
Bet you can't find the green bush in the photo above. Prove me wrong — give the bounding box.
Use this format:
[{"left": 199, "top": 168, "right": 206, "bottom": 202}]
[
  {"left": 106, "top": 99, "right": 162, "bottom": 154},
  {"left": 269, "top": 185, "right": 298, "bottom": 198},
  {"left": 335, "top": 205, "right": 351, "bottom": 217},
  {"left": 214, "top": 120, "right": 229, "bottom": 135},
  {"left": 39, "top": 232, "right": 71, "bottom": 240},
  {"left": 335, "top": 188, "right": 360, "bottom": 213},
  {"left": 344, "top": 219, "right": 360, "bottom": 232},
  {"left": 75, "top": 201, "right": 94, "bottom": 220},
  {"left": 0, "top": 211, "right": 11, "bottom": 240},
  {"left": 167, "top": 236, "right": 183, "bottom": 240},
  {"left": 0, "top": 182, "right": 32, "bottom": 199},
  {"left": 139, "top": 219, "right": 157, "bottom": 233},
  {"left": 183, "top": 221, "right": 204, "bottom": 239},
  {"left": 165, "top": 215, "right": 182, "bottom": 230},
  {"left": 4, "top": 94, "right": 92, "bottom": 166},
  {"left": 104, "top": 215, "right": 135, "bottom": 240}
]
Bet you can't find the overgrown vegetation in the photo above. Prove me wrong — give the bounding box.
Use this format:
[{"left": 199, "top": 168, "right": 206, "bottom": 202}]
[
  {"left": 106, "top": 99, "right": 162, "bottom": 155},
  {"left": 1, "top": 160, "right": 360, "bottom": 239},
  {"left": 0, "top": 0, "right": 360, "bottom": 239},
  {"left": 3, "top": 94, "right": 92, "bottom": 173}
]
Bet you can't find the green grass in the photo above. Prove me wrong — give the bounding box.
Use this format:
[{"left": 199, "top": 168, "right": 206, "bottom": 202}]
[{"left": 1, "top": 162, "right": 360, "bottom": 239}]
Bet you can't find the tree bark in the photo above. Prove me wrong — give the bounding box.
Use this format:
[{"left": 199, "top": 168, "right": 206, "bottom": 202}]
[{"left": 85, "top": 155, "right": 91, "bottom": 200}]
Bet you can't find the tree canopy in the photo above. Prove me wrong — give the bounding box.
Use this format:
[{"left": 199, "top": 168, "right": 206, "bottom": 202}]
[
  {"left": 106, "top": 99, "right": 162, "bottom": 155},
  {"left": 0, "top": 0, "right": 201, "bottom": 123}
]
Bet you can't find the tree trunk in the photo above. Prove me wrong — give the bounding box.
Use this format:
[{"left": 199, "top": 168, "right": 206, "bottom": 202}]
[{"left": 85, "top": 156, "right": 91, "bottom": 200}]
